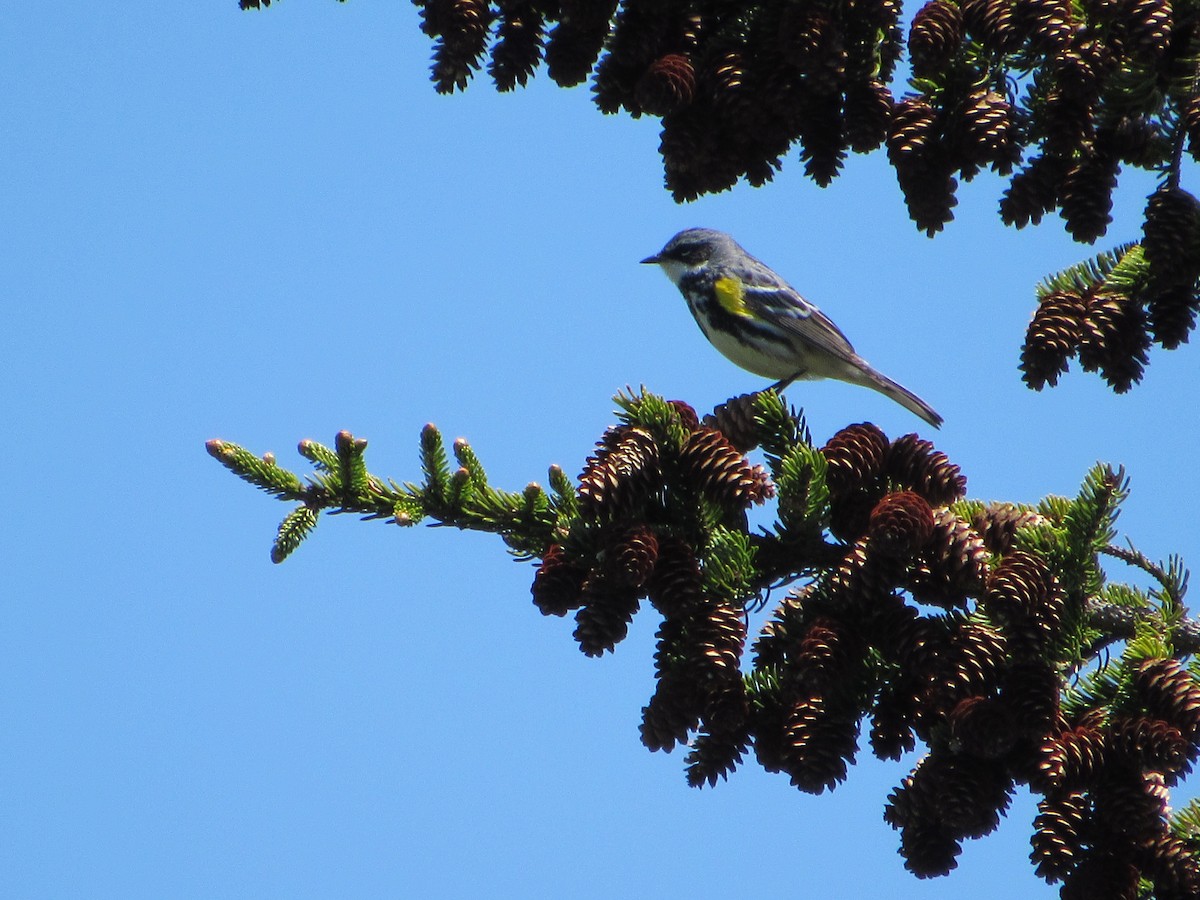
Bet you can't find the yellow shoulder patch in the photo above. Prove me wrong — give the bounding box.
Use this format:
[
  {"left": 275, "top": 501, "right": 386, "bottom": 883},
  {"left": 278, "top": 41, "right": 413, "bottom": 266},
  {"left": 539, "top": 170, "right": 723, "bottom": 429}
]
[{"left": 713, "top": 276, "right": 751, "bottom": 317}]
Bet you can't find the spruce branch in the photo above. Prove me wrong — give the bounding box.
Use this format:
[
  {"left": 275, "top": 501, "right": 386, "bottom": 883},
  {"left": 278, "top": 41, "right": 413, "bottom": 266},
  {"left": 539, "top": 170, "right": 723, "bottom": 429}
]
[{"left": 212, "top": 386, "right": 1200, "bottom": 890}]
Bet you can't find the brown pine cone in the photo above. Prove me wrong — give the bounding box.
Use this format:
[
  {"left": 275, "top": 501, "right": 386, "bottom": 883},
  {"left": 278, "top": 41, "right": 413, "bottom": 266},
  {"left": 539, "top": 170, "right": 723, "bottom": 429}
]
[
  {"left": 429, "top": 0, "right": 495, "bottom": 94},
  {"left": 908, "top": 0, "right": 964, "bottom": 75},
  {"left": 531, "top": 544, "right": 588, "bottom": 616},
  {"left": 1012, "top": 0, "right": 1075, "bottom": 52},
  {"left": 544, "top": 0, "right": 619, "bottom": 87},
  {"left": 1031, "top": 790, "right": 1089, "bottom": 882},
  {"left": 947, "top": 695, "right": 1019, "bottom": 759},
  {"left": 489, "top": 1, "right": 545, "bottom": 91},
  {"left": 973, "top": 502, "right": 1047, "bottom": 554},
  {"left": 1147, "top": 281, "right": 1200, "bottom": 349},
  {"left": 677, "top": 426, "right": 774, "bottom": 512},
  {"left": 888, "top": 433, "right": 967, "bottom": 506},
  {"left": 796, "top": 90, "right": 847, "bottom": 187},
  {"left": 607, "top": 524, "right": 659, "bottom": 588},
  {"left": 1143, "top": 185, "right": 1200, "bottom": 285},
  {"left": 868, "top": 490, "right": 936, "bottom": 557},
  {"left": 1185, "top": 95, "right": 1200, "bottom": 161},
  {"left": 984, "top": 550, "right": 1065, "bottom": 652},
  {"left": 1021, "top": 289, "right": 1087, "bottom": 389},
  {"left": 703, "top": 392, "right": 762, "bottom": 452},
  {"left": 1059, "top": 151, "right": 1118, "bottom": 243},
  {"left": 1132, "top": 657, "right": 1200, "bottom": 739},
  {"left": 1001, "top": 155, "right": 1067, "bottom": 228},
  {"left": 953, "top": 89, "right": 1019, "bottom": 175},
  {"left": 843, "top": 79, "right": 894, "bottom": 153},
  {"left": 573, "top": 573, "right": 641, "bottom": 656},
  {"left": 960, "top": 0, "right": 1022, "bottom": 52},
  {"left": 577, "top": 425, "right": 662, "bottom": 520},
  {"left": 635, "top": 53, "right": 696, "bottom": 116},
  {"left": 821, "top": 422, "right": 890, "bottom": 496},
  {"left": 907, "top": 507, "right": 989, "bottom": 607},
  {"left": 646, "top": 535, "right": 704, "bottom": 617},
  {"left": 1077, "top": 291, "right": 1150, "bottom": 393},
  {"left": 1122, "top": 0, "right": 1174, "bottom": 61},
  {"left": 1033, "top": 724, "right": 1108, "bottom": 791}
]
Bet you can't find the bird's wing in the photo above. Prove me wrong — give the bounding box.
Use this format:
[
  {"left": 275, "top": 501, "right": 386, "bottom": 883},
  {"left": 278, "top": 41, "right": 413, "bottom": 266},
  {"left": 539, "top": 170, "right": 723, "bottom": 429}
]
[{"left": 723, "top": 263, "right": 859, "bottom": 363}]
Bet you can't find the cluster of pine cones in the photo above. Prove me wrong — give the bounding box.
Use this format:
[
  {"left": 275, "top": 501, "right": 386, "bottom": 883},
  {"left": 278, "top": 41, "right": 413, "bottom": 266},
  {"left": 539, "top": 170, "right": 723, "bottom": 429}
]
[
  {"left": 530, "top": 393, "right": 1200, "bottom": 895},
  {"left": 406, "top": 2, "right": 1197, "bottom": 217}
]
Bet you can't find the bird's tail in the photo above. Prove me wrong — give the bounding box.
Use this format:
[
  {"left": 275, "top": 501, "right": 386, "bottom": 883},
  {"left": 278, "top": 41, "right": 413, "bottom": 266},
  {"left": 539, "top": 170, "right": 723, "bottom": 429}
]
[{"left": 850, "top": 358, "right": 944, "bottom": 429}]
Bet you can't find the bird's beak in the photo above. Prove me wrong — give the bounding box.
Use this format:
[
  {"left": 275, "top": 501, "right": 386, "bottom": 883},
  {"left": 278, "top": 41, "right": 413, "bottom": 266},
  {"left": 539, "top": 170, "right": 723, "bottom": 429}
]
[{"left": 640, "top": 254, "right": 661, "bottom": 265}]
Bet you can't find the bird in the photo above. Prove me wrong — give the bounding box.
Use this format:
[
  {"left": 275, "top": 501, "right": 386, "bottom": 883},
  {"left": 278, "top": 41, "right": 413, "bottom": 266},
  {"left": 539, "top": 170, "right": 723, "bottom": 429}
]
[{"left": 640, "top": 227, "right": 943, "bottom": 428}]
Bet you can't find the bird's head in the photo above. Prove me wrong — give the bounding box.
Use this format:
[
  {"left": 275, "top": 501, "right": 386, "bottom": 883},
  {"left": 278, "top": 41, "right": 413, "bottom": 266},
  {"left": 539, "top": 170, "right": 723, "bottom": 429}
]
[{"left": 640, "top": 228, "right": 739, "bottom": 285}]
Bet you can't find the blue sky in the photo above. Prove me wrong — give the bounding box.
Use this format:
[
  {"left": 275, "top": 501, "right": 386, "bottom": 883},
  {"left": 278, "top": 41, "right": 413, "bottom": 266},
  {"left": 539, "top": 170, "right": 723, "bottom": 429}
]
[{"left": 3, "top": 3, "right": 1199, "bottom": 898}]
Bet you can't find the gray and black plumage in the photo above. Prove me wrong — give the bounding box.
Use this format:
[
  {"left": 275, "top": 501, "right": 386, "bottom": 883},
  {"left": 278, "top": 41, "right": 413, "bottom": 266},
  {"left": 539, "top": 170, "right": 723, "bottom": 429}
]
[{"left": 641, "top": 228, "right": 943, "bottom": 428}]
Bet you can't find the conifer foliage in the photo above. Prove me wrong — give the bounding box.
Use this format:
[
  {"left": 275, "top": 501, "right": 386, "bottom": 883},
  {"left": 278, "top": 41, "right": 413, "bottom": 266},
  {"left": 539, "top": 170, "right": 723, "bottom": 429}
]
[
  {"left": 241, "top": 0, "right": 1200, "bottom": 395},
  {"left": 209, "top": 388, "right": 1200, "bottom": 896}
]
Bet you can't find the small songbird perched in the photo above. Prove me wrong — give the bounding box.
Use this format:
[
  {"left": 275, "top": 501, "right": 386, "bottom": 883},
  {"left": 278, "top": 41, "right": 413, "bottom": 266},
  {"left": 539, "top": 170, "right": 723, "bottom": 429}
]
[{"left": 641, "top": 228, "right": 943, "bottom": 428}]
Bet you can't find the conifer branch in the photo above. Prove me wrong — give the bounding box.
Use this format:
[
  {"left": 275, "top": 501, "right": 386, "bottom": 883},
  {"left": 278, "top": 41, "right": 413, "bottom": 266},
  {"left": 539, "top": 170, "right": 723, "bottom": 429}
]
[{"left": 211, "top": 387, "right": 1200, "bottom": 893}]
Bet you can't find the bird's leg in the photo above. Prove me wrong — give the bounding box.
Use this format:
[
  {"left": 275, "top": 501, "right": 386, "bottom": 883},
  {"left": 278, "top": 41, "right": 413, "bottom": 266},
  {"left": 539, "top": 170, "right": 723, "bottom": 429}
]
[{"left": 766, "top": 371, "right": 804, "bottom": 393}]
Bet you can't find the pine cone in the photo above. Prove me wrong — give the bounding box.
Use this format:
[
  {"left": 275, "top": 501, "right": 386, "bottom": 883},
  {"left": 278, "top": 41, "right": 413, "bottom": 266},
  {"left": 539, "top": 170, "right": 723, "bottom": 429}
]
[
  {"left": 635, "top": 53, "right": 696, "bottom": 116},
  {"left": 1147, "top": 281, "right": 1200, "bottom": 349},
  {"left": 908, "top": 0, "right": 964, "bottom": 76},
  {"left": 1012, "top": 0, "right": 1075, "bottom": 52},
  {"left": 887, "top": 96, "right": 958, "bottom": 234},
  {"left": 1060, "top": 853, "right": 1140, "bottom": 900},
  {"left": 429, "top": 0, "right": 494, "bottom": 94},
  {"left": 1108, "top": 715, "right": 1190, "bottom": 776},
  {"left": 1001, "top": 658, "right": 1061, "bottom": 740},
  {"left": 948, "top": 695, "right": 1019, "bottom": 759},
  {"left": 1031, "top": 790, "right": 1089, "bottom": 882},
  {"left": 544, "top": 0, "right": 618, "bottom": 87},
  {"left": 960, "top": 0, "right": 1022, "bottom": 52},
  {"left": 1077, "top": 291, "right": 1150, "bottom": 393},
  {"left": 870, "top": 680, "right": 919, "bottom": 759},
  {"left": 577, "top": 425, "right": 662, "bottom": 520},
  {"left": 677, "top": 426, "right": 774, "bottom": 512},
  {"left": 1059, "top": 151, "right": 1118, "bottom": 243},
  {"left": 1185, "top": 95, "right": 1200, "bottom": 161},
  {"left": 868, "top": 490, "right": 936, "bottom": 557},
  {"left": 953, "top": 89, "right": 1019, "bottom": 175},
  {"left": 489, "top": 1, "right": 545, "bottom": 91},
  {"left": 531, "top": 543, "right": 588, "bottom": 616},
  {"left": 685, "top": 724, "right": 750, "bottom": 787},
  {"left": 573, "top": 573, "right": 640, "bottom": 656},
  {"left": 887, "top": 96, "right": 939, "bottom": 163},
  {"left": 780, "top": 694, "right": 860, "bottom": 793},
  {"left": 796, "top": 90, "right": 847, "bottom": 187},
  {"left": 821, "top": 422, "right": 890, "bottom": 495},
  {"left": 1143, "top": 185, "right": 1200, "bottom": 286},
  {"left": 887, "top": 433, "right": 967, "bottom": 506},
  {"left": 899, "top": 818, "right": 962, "bottom": 877},
  {"left": 640, "top": 672, "right": 701, "bottom": 751},
  {"left": 1001, "top": 155, "right": 1067, "bottom": 228},
  {"left": 843, "top": 79, "right": 893, "bottom": 153},
  {"left": 1133, "top": 657, "right": 1200, "bottom": 739},
  {"left": 907, "top": 507, "right": 989, "bottom": 607},
  {"left": 1122, "top": 0, "right": 1173, "bottom": 61},
  {"left": 607, "top": 524, "right": 659, "bottom": 588},
  {"left": 703, "top": 393, "right": 761, "bottom": 452},
  {"left": 646, "top": 535, "right": 704, "bottom": 617},
  {"left": 777, "top": 5, "right": 846, "bottom": 90},
  {"left": 984, "top": 550, "right": 1065, "bottom": 652},
  {"left": 973, "top": 502, "right": 1047, "bottom": 554},
  {"left": 1021, "top": 289, "right": 1087, "bottom": 389},
  {"left": 1137, "top": 832, "right": 1200, "bottom": 900},
  {"left": 1034, "top": 724, "right": 1107, "bottom": 791}
]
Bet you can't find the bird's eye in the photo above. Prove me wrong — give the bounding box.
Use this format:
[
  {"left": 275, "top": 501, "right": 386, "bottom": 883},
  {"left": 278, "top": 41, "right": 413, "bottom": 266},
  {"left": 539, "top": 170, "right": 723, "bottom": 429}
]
[{"left": 672, "top": 243, "right": 707, "bottom": 264}]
